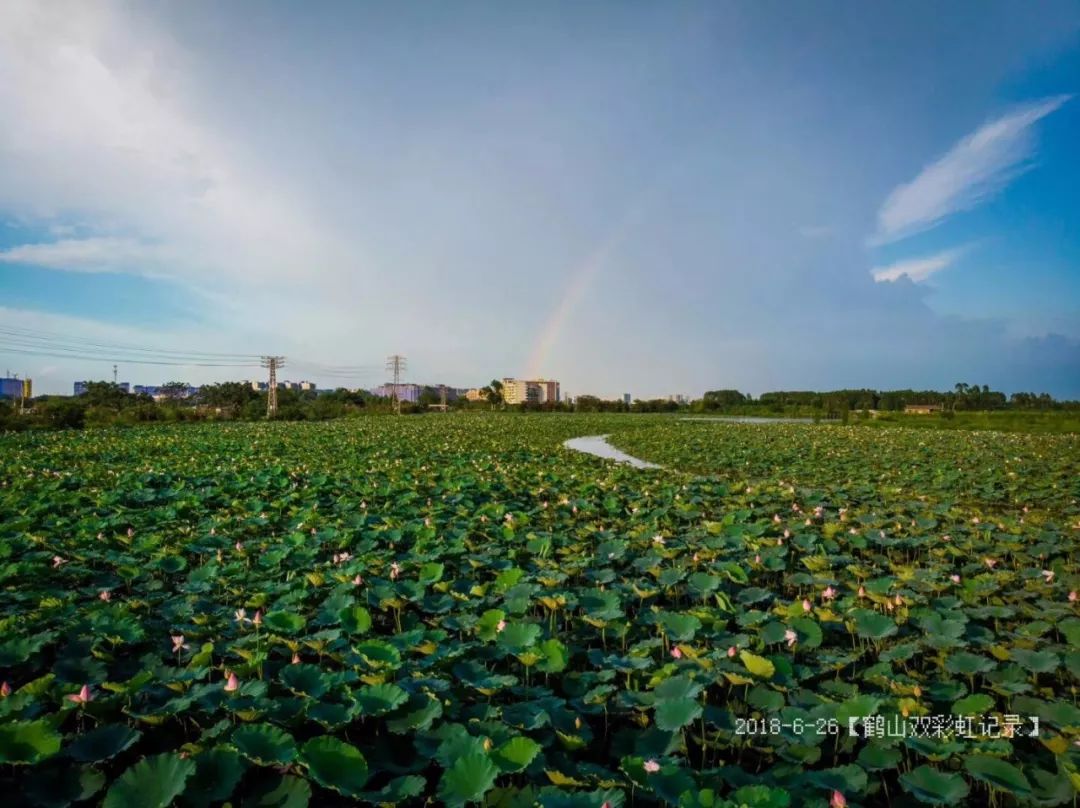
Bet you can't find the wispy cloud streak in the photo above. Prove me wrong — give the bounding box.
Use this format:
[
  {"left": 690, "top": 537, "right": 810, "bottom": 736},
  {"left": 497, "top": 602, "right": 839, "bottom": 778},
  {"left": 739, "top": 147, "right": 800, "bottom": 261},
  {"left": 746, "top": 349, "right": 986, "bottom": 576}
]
[
  {"left": 873, "top": 95, "right": 1071, "bottom": 243},
  {"left": 871, "top": 248, "right": 965, "bottom": 283}
]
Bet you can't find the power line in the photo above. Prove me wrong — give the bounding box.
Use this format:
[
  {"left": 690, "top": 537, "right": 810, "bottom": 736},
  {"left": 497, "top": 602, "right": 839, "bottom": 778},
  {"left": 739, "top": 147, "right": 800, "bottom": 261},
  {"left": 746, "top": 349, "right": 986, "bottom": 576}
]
[
  {"left": 0, "top": 325, "right": 263, "bottom": 360},
  {"left": 0, "top": 344, "right": 256, "bottom": 367}
]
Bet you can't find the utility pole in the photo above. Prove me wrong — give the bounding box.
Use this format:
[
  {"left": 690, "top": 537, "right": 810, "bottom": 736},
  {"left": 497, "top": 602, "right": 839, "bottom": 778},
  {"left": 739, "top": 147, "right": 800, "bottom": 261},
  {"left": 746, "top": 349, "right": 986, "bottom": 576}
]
[
  {"left": 260, "top": 356, "right": 286, "bottom": 418},
  {"left": 440, "top": 384, "right": 447, "bottom": 409},
  {"left": 113, "top": 364, "right": 118, "bottom": 384},
  {"left": 385, "top": 354, "right": 406, "bottom": 415}
]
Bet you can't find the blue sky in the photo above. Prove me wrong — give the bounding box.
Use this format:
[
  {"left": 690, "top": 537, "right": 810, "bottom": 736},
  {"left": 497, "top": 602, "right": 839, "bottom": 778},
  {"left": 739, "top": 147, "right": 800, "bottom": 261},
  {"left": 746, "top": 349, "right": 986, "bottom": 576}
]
[{"left": 1, "top": 0, "right": 1078, "bottom": 397}]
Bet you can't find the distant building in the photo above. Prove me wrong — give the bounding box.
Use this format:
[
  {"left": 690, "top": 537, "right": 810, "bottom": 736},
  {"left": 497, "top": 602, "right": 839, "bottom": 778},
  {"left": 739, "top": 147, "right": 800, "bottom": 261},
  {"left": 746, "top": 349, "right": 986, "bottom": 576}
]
[
  {"left": 667, "top": 394, "right": 689, "bottom": 405},
  {"left": 249, "top": 381, "right": 268, "bottom": 392},
  {"left": 904, "top": 403, "right": 943, "bottom": 414},
  {"left": 0, "top": 377, "right": 26, "bottom": 400},
  {"left": 132, "top": 385, "right": 161, "bottom": 398},
  {"left": 502, "top": 378, "right": 560, "bottom": 405},
  {"left": 465, "top": 388, "right": 487, "bottom": 402},
  {"left": 623, "top": 393, "right": 631, "bottom": 405},
  {"left": 371, "top": 383, "right": 421, "bottom": 403},
  {"left": 74, "top": 381, "right": 130, "bottom": 395},
  {"left": 299, "top": 381, "right": 316, "bottom": 391}
]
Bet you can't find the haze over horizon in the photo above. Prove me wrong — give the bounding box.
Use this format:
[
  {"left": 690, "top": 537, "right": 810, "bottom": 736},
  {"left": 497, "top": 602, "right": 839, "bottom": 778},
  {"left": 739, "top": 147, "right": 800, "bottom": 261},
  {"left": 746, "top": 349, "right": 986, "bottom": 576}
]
[{"left": 1, "top": 1, "right": 1079, "bottom": 398}]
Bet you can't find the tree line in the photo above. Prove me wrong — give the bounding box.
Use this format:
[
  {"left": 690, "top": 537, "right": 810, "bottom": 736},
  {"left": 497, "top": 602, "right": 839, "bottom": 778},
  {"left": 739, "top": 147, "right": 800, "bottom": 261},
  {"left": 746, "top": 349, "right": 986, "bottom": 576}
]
[{"left": 1, "top": 379, "right": 1076, "bottom": 431}]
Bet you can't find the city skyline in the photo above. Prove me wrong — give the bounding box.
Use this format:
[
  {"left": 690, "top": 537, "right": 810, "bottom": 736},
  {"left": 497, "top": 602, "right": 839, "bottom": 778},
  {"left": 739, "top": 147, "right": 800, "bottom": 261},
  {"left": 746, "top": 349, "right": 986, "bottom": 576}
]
[{"left": 1, "top": 2, "right": 1079, "bottom": 397}]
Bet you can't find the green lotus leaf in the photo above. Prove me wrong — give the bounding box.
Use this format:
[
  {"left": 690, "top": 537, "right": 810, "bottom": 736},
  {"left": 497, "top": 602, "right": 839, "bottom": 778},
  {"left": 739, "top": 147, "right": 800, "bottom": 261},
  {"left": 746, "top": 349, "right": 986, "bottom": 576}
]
[
  {"left": 0, "top": 719, "right": 62, "bottom": 765},
  {"left": 438, "top": 751, "right": 499, "bottom": 807},
  {"left": 387, "top": 693, "right": 443, "bottom": 733},
  {"left": 740, "top": 651, "right": 775, "bottom": 679},
  {"left": 496, "top": 621, "right": 541, "bottom": 652},
  {"left": 300, "top": 736, "right": 369, "bottom": 796},
  {"left": 356, "top": 682, "right": 408, "bottom": 715},
  {"left": 103, "top": 753, "right": 197, "bottom": 808},
  {"left": 944, "top": 652, "right": 996, "bottom": 676},
  {"left": 338, "top": 605, "right": 372, "bottom": 634},
  {"left": 963, "top": 755, "right": 1031, "bottom": 795},
  {"left": 66, "top": 723, "right": 141, "bottom": 762},
  {"left": 857, "top": 744, "right": 901, "bottom": 771},
  {"left": 790, "top": 617, "right": 823, "bottom": 649},
  {"left": 951, "top": 694, "right": 994, "bottom": 715},
  {"left": 357, "top": 775, "right": 427, "bottom": 804},
  {"left": 1009, "top": 649, "right": 1059, "bottom": 674},
  {"left": 262, "top": 611, "right": 306, "bottom": 634},
  {"left": 899, "top": 765, "right": 970, "bottom": 804},
  {"left": 492, "top": 735, "right": 542, "bottom": 773},
  {"left": 242, "top": 774, "right": 311, "bottom": 807},
  {"left": 182, "top": 747, "right": 245, "bottom": 807},
  {"left": 537, "top": 638, "right": 569, "bottom": 673},
  {"left": 659, "top": 613, "right": 701, "bottom": 642},
  {"left": 655, "top": 698, "right": 703, "bottom": 731},
  {"left": 279, "top": 664, "right": 329, "bottom": 699},
  {"left": 353, "top": 639, "right": 401, "bottom": 668},
  {"left": 22, "top": 763, "right": 105, "bottom": 808},
  {"left": 232, "top": 724, "right": 297, "bottom": 766},
  {"left": 850, "top": 609, "right": 898, "bottom": 640}
]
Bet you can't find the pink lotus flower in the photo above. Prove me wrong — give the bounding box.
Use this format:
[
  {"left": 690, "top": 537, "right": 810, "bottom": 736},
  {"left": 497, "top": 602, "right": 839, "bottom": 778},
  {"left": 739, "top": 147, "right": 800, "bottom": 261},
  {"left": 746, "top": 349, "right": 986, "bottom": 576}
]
[
  {"left": 777, "top": 537, "right": 783, "bottom": 546},
  {"left": 252, "top": 610, "right": 263, "bottom": 627},
  {"left": 727, "top": 646, "right": 737, "bottom": 658},
  {"left": 234, "top": 541, "right": 243, "bottom": 552},
  {"left": 52, "top": 556, "right": 65, "bottom": 568},
  {"left": 805, "top": 518, "right": 812, "bottom": 526},
  {"left": 1042, "top": 570, "right": 1054, "bottom": 583},
  {"left": 235, "top": 608, "right": 249, "bottom": 624},
  {"left": 643, "top": 759, "right": 660, "bottom": 773},
  {"left": 692, "top": 553, "right": 699, "bottom": 563},
  {"left": 99, "top": 590, "right": 111, "bottom": 602},
  {"left": 950, "top": 574, "right": 961, "bottom": 584},
  {"left": 971, "top": 517, "right": 980, "bottom": 525},
  {"left": 830, "top": 791, "right": 847, "bottom": 808},
  {"left": 171, "top": 635, "right": 188, "bottom": 652},
  {"left": 1069, "top": 591, "right": 1077, "bottom": 603},
  {"left": 785, "top": 629, "right": 797, "bottom": 647},
  {"left": 210, "top": 527, "right": 216, "bottom": 536},
  {"left": 783, "top": 529, "right": 791, "bottom": 539},
  {"left": 754, "top": 554, "right": 762, "bottom": 564},
  {"left": 822, "top": 586, "right": 837, "bottom": 601},
  {"left": 652, "top": 534, "right": 665, "bottom": 546},
  {"left": 670, "top": 647, "right": 682, "bottom": 659},
  {"left": 858, "top": 586, "right": 866, "bottom": 598},
  {"left": 390, "top": 562, "right": 400, "bottom": 580},
  {"left": 67, "top": 685, "right": 92, "bottom": 704},
  {"left": 894, "top": 594, "right": 903, "bottom": 606},
  {"left": 772, "top": 514, "right": 781, "bottom": 524},
  {"left": 802, "top": 599, "right": 812, "bottom": 612},
  {"left": 504, "top": 513, "right": 513, "bottom": 522},
  {"left": 291, "top": 653, "right": 300, "bottom": 665},
  {"left": 984, "top": 558, "right": 997, "bottom": 569},
  {"left": 224, "top": 672, "right": 239, "bottom": 692},
  {"left": 352, "top": 574, "right": 363, "bottom": 586},
  {"left": 0, "top": 681, "right": 10, "bottom": 697},
  {"left": 496, "top": 619, "right": 507, "bottom": 632},
  {"left": 814, "top": 505, "right": 824, "bottom": 517}
]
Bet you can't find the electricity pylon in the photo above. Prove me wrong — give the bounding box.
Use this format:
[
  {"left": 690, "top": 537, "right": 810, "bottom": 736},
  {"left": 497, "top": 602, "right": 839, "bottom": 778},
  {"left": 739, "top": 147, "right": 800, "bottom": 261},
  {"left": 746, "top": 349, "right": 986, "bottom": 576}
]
[
  {"left": 260, "top": 356, "right": 286, "bottom": 417},
  {"left": 385, "top": 354, "right": 406, "bottom": 415}
]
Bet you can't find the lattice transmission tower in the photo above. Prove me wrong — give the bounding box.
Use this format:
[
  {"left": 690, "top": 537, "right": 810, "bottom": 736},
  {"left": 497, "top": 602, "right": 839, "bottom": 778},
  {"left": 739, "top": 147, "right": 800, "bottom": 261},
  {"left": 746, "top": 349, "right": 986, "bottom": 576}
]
[
  {"left": 385, "top": 354, "right": 407, "bottom": 415},
  {"left": 260, "top": 356, "right": 286, "bottom": 417}
]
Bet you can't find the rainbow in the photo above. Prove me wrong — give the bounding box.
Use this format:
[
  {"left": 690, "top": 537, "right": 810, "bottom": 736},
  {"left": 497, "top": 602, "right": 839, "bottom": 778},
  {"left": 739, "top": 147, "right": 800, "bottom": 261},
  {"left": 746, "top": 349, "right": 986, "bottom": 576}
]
[{"left": 525, "top": 201, "right": 650, "bottom": 379}]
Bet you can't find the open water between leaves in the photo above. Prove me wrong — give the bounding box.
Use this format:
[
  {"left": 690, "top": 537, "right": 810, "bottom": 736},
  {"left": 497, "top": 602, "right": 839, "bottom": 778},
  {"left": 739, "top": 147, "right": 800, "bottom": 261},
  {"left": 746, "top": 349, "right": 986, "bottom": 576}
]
[{"left": 562, "top": 434, "right": 661, "bottom": 469}]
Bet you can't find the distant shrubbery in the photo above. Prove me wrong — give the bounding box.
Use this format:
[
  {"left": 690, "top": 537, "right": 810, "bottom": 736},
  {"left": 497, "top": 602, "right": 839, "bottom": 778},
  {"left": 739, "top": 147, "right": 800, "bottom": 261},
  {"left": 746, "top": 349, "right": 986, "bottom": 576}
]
[{"left": 2, "top": 380, "right": 1076, "bottom": 432}]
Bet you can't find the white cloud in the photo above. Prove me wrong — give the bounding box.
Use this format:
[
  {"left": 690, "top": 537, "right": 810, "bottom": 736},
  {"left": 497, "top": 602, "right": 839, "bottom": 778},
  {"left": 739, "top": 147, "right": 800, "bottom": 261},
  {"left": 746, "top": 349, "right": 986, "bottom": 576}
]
[
  {"left": 871, "top": 248, "right": 965, "bottom": 283},
  {"left": 0, "top": 1, "right": 359, "bottom": 290},
  {"left": 0, "top": 237, "right": 172, "bottom": 275},
  {"left": 873, "top": 95, "right": 1071, "bottom": 243}
]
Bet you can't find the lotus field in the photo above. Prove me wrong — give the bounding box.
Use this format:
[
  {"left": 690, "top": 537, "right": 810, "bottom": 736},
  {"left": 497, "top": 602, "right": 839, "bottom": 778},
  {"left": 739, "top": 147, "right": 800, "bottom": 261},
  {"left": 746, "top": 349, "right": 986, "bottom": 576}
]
[{"left": 1, "top": 415, "right": 1079, "bottom": 807}]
